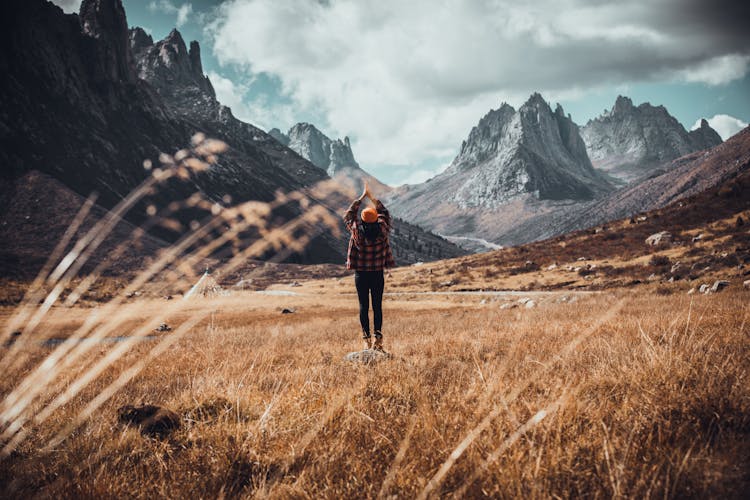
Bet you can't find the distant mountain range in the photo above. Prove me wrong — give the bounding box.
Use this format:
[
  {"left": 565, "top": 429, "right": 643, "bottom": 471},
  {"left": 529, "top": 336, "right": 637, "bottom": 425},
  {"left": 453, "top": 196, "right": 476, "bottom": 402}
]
[
  {"left": 0, "top": 0, "right": 465, "bottom": 274},
  {"left": 386, "top": 93, "right": 730, "bottom": 249}
]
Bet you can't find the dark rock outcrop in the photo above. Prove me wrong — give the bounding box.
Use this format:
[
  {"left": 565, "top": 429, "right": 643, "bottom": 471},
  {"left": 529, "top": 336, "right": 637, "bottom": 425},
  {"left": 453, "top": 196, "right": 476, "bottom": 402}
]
[
  {"left": 1, "top": 0, "right": 343, "bottom": 263},
  {"left": 80, "top": 0, "right": 136, "bottom": 84},
  {"left": 0, "top": 0, "right": 463, "bottom": 268},
  {"left": 688, "top": 119, "right": 723, "bottom": 150}
]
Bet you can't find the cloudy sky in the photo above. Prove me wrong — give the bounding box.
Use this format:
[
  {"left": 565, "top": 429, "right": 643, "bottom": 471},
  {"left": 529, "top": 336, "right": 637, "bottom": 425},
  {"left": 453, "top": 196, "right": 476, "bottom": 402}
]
[{"left": 55, "top": 0, "right": 750, "bottom": 185}]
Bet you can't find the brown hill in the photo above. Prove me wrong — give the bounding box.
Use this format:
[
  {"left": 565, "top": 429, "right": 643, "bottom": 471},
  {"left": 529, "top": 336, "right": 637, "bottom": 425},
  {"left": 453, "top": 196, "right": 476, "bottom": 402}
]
[{"left": 0, "top": 171, "right": 168, "bottom": 280}]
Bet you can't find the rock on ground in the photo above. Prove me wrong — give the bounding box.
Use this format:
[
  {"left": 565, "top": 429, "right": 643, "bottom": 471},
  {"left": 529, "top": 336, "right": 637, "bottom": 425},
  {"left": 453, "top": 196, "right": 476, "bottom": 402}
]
[
  {"left": 117, "top": 404, "right": 181, "bottom": 436},
  {"left": 344, "top": 349, "right": 392, "bottom": 364},
  {"left": 645, "top": 231, "right": 672, "bottom": 246},
  {"left": 711, "top": 280, "right": 730, "bottom": 293}
]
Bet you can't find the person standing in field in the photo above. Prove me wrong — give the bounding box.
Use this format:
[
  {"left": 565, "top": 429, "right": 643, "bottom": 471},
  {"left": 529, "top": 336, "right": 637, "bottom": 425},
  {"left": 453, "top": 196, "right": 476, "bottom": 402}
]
[{"left": 343, "top": 182, "right": 395, "bottom": 351}]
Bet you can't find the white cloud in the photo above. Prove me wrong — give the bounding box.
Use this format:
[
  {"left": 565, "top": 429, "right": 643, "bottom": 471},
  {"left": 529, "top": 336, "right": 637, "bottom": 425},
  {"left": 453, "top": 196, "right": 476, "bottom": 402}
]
[
  {"left": 208, "top": 0, "right": 750, "bottom": 181},
  {"left": 50, "top": 0, "right": 82, "bottom": 13},
  {"left": 148, "top": 0, "right": 193, "bottom": 28},
  {"left": 207, "top": 71, "right": 295, "bottom": 132},
  {"left": 692, "top": 114, "right": 748, "bottom": 140},
  {"left": 678, "top": 55, "right": 750, "bottom": 86}
]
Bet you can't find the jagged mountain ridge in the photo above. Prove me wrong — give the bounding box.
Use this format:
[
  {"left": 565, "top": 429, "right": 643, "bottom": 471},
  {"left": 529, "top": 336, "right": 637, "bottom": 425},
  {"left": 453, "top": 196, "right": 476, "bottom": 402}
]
[
  {"left": 386, "top": 94, "right": 614, "bottom": 248},
  {"left": 128, "top": 26, "right": 329, "bottom": 188},
  {"left": 443, "top": 93, "right": 613, "bottom": 207},
  {"left": 269, "top": 124, "right": 358, "bottom": 177},
  {"left": 268, "top": 123, "right": 392, "bottom": 194},
  {"left": 581, "top": 96, "right": 723, "bottom": 183},
  {"left": 0, "top": 0, "right": 463, "bottom": 269}
]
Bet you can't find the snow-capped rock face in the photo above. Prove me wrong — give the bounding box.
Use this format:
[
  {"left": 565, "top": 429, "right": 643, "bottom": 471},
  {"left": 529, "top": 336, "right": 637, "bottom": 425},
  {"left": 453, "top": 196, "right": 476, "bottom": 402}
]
[
  {"left": 284, "top": 123, "right": 360, "bottom": 176},
  {"left": 424, "top": 93, "right": 612, "bottom": 209},
  {"left": 581, "top": 96, "right": 722, "bottom": 182}
]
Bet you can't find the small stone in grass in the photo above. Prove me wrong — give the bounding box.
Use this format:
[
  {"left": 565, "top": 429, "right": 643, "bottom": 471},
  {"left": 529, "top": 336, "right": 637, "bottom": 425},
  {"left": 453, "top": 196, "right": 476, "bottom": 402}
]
[
  {"left": 117, "top": 404, "right": 180, "bottom": 437},
  {"left": 344, "top": 349, "right": 392, "bottom": 364}
]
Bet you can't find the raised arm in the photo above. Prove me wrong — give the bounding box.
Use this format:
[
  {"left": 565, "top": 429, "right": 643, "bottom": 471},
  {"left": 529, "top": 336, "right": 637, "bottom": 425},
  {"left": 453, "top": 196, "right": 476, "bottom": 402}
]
[
  {"left": 343, "top": 184, "right": 368, "bottom": 230},
  {"left": 366, "top": 186, "right": 392, "bottom": 231}
]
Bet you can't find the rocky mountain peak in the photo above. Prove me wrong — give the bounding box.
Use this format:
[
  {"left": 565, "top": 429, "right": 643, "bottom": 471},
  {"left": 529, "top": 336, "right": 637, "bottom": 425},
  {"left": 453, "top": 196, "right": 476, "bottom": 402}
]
[
  {"left": 274, "top": 122, "right": 395, "bottom": 194},
  {"left": 284, "top": 123, "right": 360, "bottom": 176},
  {"left": 688, "top": 117, "right": 723, "bottom": 149},
  {"left": 79, "top": 0, "right": 135, "bottom": 83},
  {"left": 164, "top": 27, "right": 184, "bottom": 44},
  {"left": 130, "top": 27, "right": 214, "bottom": 98},
  {"left": 524, "top": 92, "right": 547, "bottom": 108},
  {"left": 612, "top": 95, "right": 634, "bottom": 114},
  {"left": 189, "top": 41, "right": 204, "bottom": 78},
  {"left": 581, "top": 96, "right": 723, "bottom": 182},
  {"left": 129, "top": 26, "right": 153, "bottom": 56},
  {"left": 268, "top": 128, "right": 290, "bottom": 146},
  {"left": 429, "top": 93, "right": 612, "bottom": 209}
]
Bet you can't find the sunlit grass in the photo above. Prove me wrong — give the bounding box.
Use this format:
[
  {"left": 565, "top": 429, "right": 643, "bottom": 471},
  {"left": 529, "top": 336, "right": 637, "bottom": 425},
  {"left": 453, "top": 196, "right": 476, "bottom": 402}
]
[{"left": 1, "top": 289, "right": 748, "bottom": 498}]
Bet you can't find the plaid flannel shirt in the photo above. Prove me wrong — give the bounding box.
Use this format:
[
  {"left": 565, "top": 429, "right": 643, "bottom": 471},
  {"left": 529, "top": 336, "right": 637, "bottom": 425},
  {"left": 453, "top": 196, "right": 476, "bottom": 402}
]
[{"left": 344, "top": 199, "right": 396, "bottom": 271}]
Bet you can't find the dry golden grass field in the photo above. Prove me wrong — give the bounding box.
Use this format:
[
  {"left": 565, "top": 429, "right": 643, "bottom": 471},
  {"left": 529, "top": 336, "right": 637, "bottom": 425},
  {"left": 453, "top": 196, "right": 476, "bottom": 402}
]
[{"left": 1, "top": 285, "right": 748, "bottom": 498}]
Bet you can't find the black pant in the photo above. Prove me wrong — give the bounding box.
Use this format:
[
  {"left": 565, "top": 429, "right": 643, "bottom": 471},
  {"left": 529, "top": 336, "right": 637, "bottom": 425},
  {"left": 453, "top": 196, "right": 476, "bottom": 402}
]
[{"left": 355, "top": 270, "right": 384, "bottom": 335}]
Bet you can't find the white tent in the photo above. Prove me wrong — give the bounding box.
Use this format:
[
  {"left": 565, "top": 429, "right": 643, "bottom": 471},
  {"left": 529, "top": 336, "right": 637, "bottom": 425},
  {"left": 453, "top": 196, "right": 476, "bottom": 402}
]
[{"left": 184, "top": 270, "right": 225, "bottom": 299}]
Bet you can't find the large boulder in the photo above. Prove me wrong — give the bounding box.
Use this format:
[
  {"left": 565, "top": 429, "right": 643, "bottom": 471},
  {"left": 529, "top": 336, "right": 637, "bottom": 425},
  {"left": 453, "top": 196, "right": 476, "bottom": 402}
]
[{"left": 645, "top": 231, "right": 672, "bottom": 246}]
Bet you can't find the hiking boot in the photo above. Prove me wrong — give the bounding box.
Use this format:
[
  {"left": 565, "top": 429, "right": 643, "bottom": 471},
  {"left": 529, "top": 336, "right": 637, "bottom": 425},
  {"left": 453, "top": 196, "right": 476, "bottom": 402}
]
[
  {"left": 373, "top": 331, "right": 384, "bottom": 351},
  {"left": 362, "top": 333, "right": 372, "bottom": 350}
]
